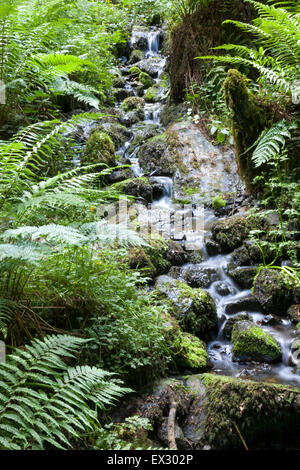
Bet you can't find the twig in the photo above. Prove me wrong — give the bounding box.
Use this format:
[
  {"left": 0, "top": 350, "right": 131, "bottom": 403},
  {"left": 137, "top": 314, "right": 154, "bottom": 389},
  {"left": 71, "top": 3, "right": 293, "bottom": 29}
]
[{"left": 233, "top": 421, "right": 248, "bottom": 451}]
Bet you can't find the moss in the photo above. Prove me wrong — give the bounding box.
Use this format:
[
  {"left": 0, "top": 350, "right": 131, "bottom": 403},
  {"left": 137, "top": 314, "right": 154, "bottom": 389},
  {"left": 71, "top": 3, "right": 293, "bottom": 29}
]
[
  {"left": 145, "top": 238, "right": 172, "bottom": 275},
  {"left": 138, "top": 72, "right": 154, "bottom": 88},
  {"left": 166, "top": 279, "right": 217, "bottom": 340},
  {"left": 82, "top": 130, "right": 116, "bottom": 166},
  {"left": 231, "top": 321, "right": 282, "bottom": 362},
  {"left": 200, "top": 373, "right": 300, "bottom": 449},
  {"left": 121, "top": 96, "right": 144, "bottom": 113},
  {"left": 212, "top": 196, "right": 226, "bottom": 209},
  {"left": 211, "top": 215, "right": 252, "bottom": 253},
  {"left": 126, "top": 246, "right": 156, "bottom": 278},
  {"left": 129, "top": 49, "right": 144, "bottom": 64},
  {"left": 223, "top": 69, "right": 273, "bottom": 192},
  {"left": 128, "top": 66, "right": 142, "bottom": 76},
  {"left": 175, "top": 332, "right": 208, "bottom": 371},
  {"left": 144, "top": 85, "right": 160, "bottom": 103},
  {"left": 159, "top": 310, "right": 208, "bottom": 372},
  {"left": 112, "top": 75, "right": 126, "bottom": 88},
  {"left": 182, "top": 186, "right": 200, "bottom": 196},
  {"left": 253, "top": 268, "right": 297, "bottom": 315}
]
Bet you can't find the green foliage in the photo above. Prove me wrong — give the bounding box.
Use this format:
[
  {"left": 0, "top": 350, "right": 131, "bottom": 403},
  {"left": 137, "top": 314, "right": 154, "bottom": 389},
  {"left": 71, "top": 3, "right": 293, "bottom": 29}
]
[
  {"left": 198, "top": 0, "right": 300, "bottom": 97},
  {"left": 0, "top": 334, "right": 129, "bottom": 449}
]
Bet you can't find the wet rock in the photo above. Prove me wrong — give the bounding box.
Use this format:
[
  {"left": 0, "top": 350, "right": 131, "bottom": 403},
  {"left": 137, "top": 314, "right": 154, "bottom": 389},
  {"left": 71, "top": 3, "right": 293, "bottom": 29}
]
[
  {"left": 227, "top": 266, "right": 258, "bottom": 289},
  {"left": 129, "top": 49, "right": 145, "bottom": 64},
  {"left": 114, "top": 177, "right": 153, "bottom": 203},
  {"left": 253, "top": 268, "right": 299, "bottom": 316},
  {"left": 222, "top": 312, "right": 251, "bottom": 339},
  {"left": 128, "top": 123, "right": 160, "bottom": 154},
  {"left": 225, "top": 295, "right": 262, "bottom": 314},
  {"left": 232, "top": 321, "right": 282, "bottom": 363},
  {"left": 214, "top": 281, "right": 236, "bottom": 296},
  {"left": 165, "top": 240, "right": 187, "bottom": 266},
  {"left": 136, "top": 57, "right": 165, "bottom": 77},
  {"left": 205, "top": 239, "right": 221, "bottom": 256},
  {"left": 131, "top": 28, "right": 149, "bottom": 51},
  {"left": 170, "top": 264, "right": 220, "bottom": 289},
  {"left": 138, "top": 72, "right": 154, "bottom": 88},
  {"left": 81, "top": 130, "right": 116, "bottom": 167},
  {"left": 211, "top": 215, "right": 252, "bottom": 253},
  {"left": 113, "top": 87, "right": 133, "bottom": 102},
  {"left": 108, "top": 168, "right": 135, "bottom": 184},
  {"left": 126, "top": 246, "right": 156, "bottom": 278},
  {"left": 144, "top": 84, "right": 161, "bottom": 103},
  {"left": 262, "top": 314, "right": 277, "bottom": 326},
  {"left": 120, "top": 109, "right": 144, "bottom": 126},
  {"left": 288, "top": 304, "right": 300, "bottom": 324},
  {"left": 121, "top": 96, "right": 145, "bottom": 113},
  {"left": 157, "top": 419, "right": 185, "bottom": 447},
  {"left": 182, "top": 375, "right": 207, "bottom": 446},
  {"left": 155, "top": 276, "right": 218, "bottom": 340},
  {"left": 137, "top": 136, "right": 175, "bottom": 176},
  {"left": 97, "top": 122, "right": 132, "bottom": 149},
  {"left": 227, "top": 241, "right": 275, "bottom": 270}
]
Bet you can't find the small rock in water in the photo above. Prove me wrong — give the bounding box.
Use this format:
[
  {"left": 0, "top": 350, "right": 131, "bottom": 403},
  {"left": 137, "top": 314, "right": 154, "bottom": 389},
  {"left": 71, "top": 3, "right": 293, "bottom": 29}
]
[
  {"left": 262, "top": 314, "right": 277, "bottom": 326},
  {"left": 214, "top": 281, "right": 236, "bottom": 296},
  {"left": 225, "top": 295, "right": 262, "bottom": 315}
]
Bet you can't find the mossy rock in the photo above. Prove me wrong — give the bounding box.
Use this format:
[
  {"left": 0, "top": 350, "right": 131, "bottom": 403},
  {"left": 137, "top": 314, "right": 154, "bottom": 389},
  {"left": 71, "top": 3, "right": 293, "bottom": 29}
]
[
  {"left": 144, "top": 85, "right": 160, "bottom": 103},
  {"left": 114, "top": 177, "right": 153, "bottom": 203},
  {"left": 160, "top": 311, "right": 208, "bottom": 372},
  {"left": 128, "top": 66, "right": 142, "bottom": 76},
  {"left": 82, "top": 130, "right": 116, "bottom": 167},
  {"left": 126, "top": 247, "right": 156, "bottom": 278},
  {"left": 175, "top": 332, "right": 208, "bottom": 372},
  {"left": 288, "top": 304, "right": 300, "bottom": 324},
  {"left": 223, "top": 69, "right": 274, "bottom": 193},
  {"left": 227, "top": 266, "right": 258, "bottom": 289},
  {"left": 232, "top": 321, "right": 282, "bottom": 363},
  {"left": 211, "top": 215, "right": 252, "bottom": 253},
  {"left": 128, "top": 123, "right": 160, "bottom": 153},
  {"left": 129, "top": 49, "right": 145, "bottom": 64},
  {"left": 138, "top": 72, "right": 154, "bottom": 88},
  {"left": 212, "top": 196, "right": 226, "bottom": 209},
  {"left": 199, "top": 373, "right": 300, "bottom": 449},
  {"left": 155, "top": 276, "right": 218, "bottom": 340},
  {"left": 112, "top": 75, "right": 126, "bottom": 88},
  {"left": 121, "top": 96, "right": 145, "bottom": 113},
  {"left": 222, "top": 313, "right": 251, "bottom": 340},
  {"left": 97, "top": 122, "right": 132, "bottom": 149},
  {"left": 253, "top": 268, "right": 299, "bottom": 316}
]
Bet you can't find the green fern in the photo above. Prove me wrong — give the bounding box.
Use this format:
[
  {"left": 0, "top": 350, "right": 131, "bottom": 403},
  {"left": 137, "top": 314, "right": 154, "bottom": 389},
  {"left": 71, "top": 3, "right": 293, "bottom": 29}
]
[
  {"left": 197, "top": 0, "right": 300, "bottom": 94},
  {"left": 0, "top": 334, "right": 129, "bottom": 450},
  {"left": 249, "top": 120, "right": 297, "bottom": 167}
]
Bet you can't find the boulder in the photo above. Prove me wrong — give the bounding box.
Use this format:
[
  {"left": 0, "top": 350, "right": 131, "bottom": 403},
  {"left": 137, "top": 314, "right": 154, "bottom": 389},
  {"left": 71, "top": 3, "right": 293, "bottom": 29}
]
[
  {"left": 121, "top": 96, "right": 145, "bottom": 113},
  {"left": 82, "top": 130, "right": 116, "bottom": 167},
  {"left": 231, "top": 320, "right": 282, "bottom": 362},
  {"left": 137, "top": 135, "right": 175, "bottom": 175},
  {"left": 155, "top": 276, "right": 217, "bottom": 340},
  {"left": 128, "top": 123, "right": 160, "bottom": 154},
  {"left": 253, "top": 268, "right": 299, "bottom": 316},
  {"left": 224, "top": 295, "right": 262, "bottom": 315},
  {"left": 210, "top": 215, "right": 252, "bottom": 253},
  {"left": 227, "top": 266, "right": 258, "bottom": 289},
  {"left": 113, "top": 88, "right": 133, "bottom": 102},
  {"left": 114, "top": 177, "right": 153, "bottom": 203},
  {"left": 136, "top": 57, "right": 165, "bottom": 77},
  {"left": 97, "top": 122, "right": 132, "bottom": 149},
  {"left": 139, "top": 72, "right": 154, "bottom": 88},
  {"left": 222, "top": 312, "right": 251, "bottom": 339},
  {"left": 169, "top": 264, "right": 220, "bottom": 289},
  {"left": 144, "top": 84, "right": 161, "bottom": 103},
  {"left": 129, "top": 49, "right": 145, "bottom": 64},
  {"left": 214, "top": 281, "right": 236, "bottom": 296}
]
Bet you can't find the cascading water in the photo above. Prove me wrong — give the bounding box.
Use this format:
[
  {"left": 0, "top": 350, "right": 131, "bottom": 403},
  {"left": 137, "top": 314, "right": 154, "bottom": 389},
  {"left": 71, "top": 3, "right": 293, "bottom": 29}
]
[{"left": 79, "top": 25, "right": 300, "bottom": 389}]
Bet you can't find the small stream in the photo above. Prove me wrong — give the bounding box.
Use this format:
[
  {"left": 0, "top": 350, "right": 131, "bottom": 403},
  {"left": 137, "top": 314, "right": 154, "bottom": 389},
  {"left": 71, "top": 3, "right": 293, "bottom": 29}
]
[{"left": 79, "top": 27, "right": 300, "bottom": 388}]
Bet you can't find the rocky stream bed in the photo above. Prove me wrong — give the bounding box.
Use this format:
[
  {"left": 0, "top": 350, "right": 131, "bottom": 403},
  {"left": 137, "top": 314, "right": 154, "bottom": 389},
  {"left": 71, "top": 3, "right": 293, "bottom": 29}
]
[{"left": 73, "top": 26, "right": 300, "bottom": 449}]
